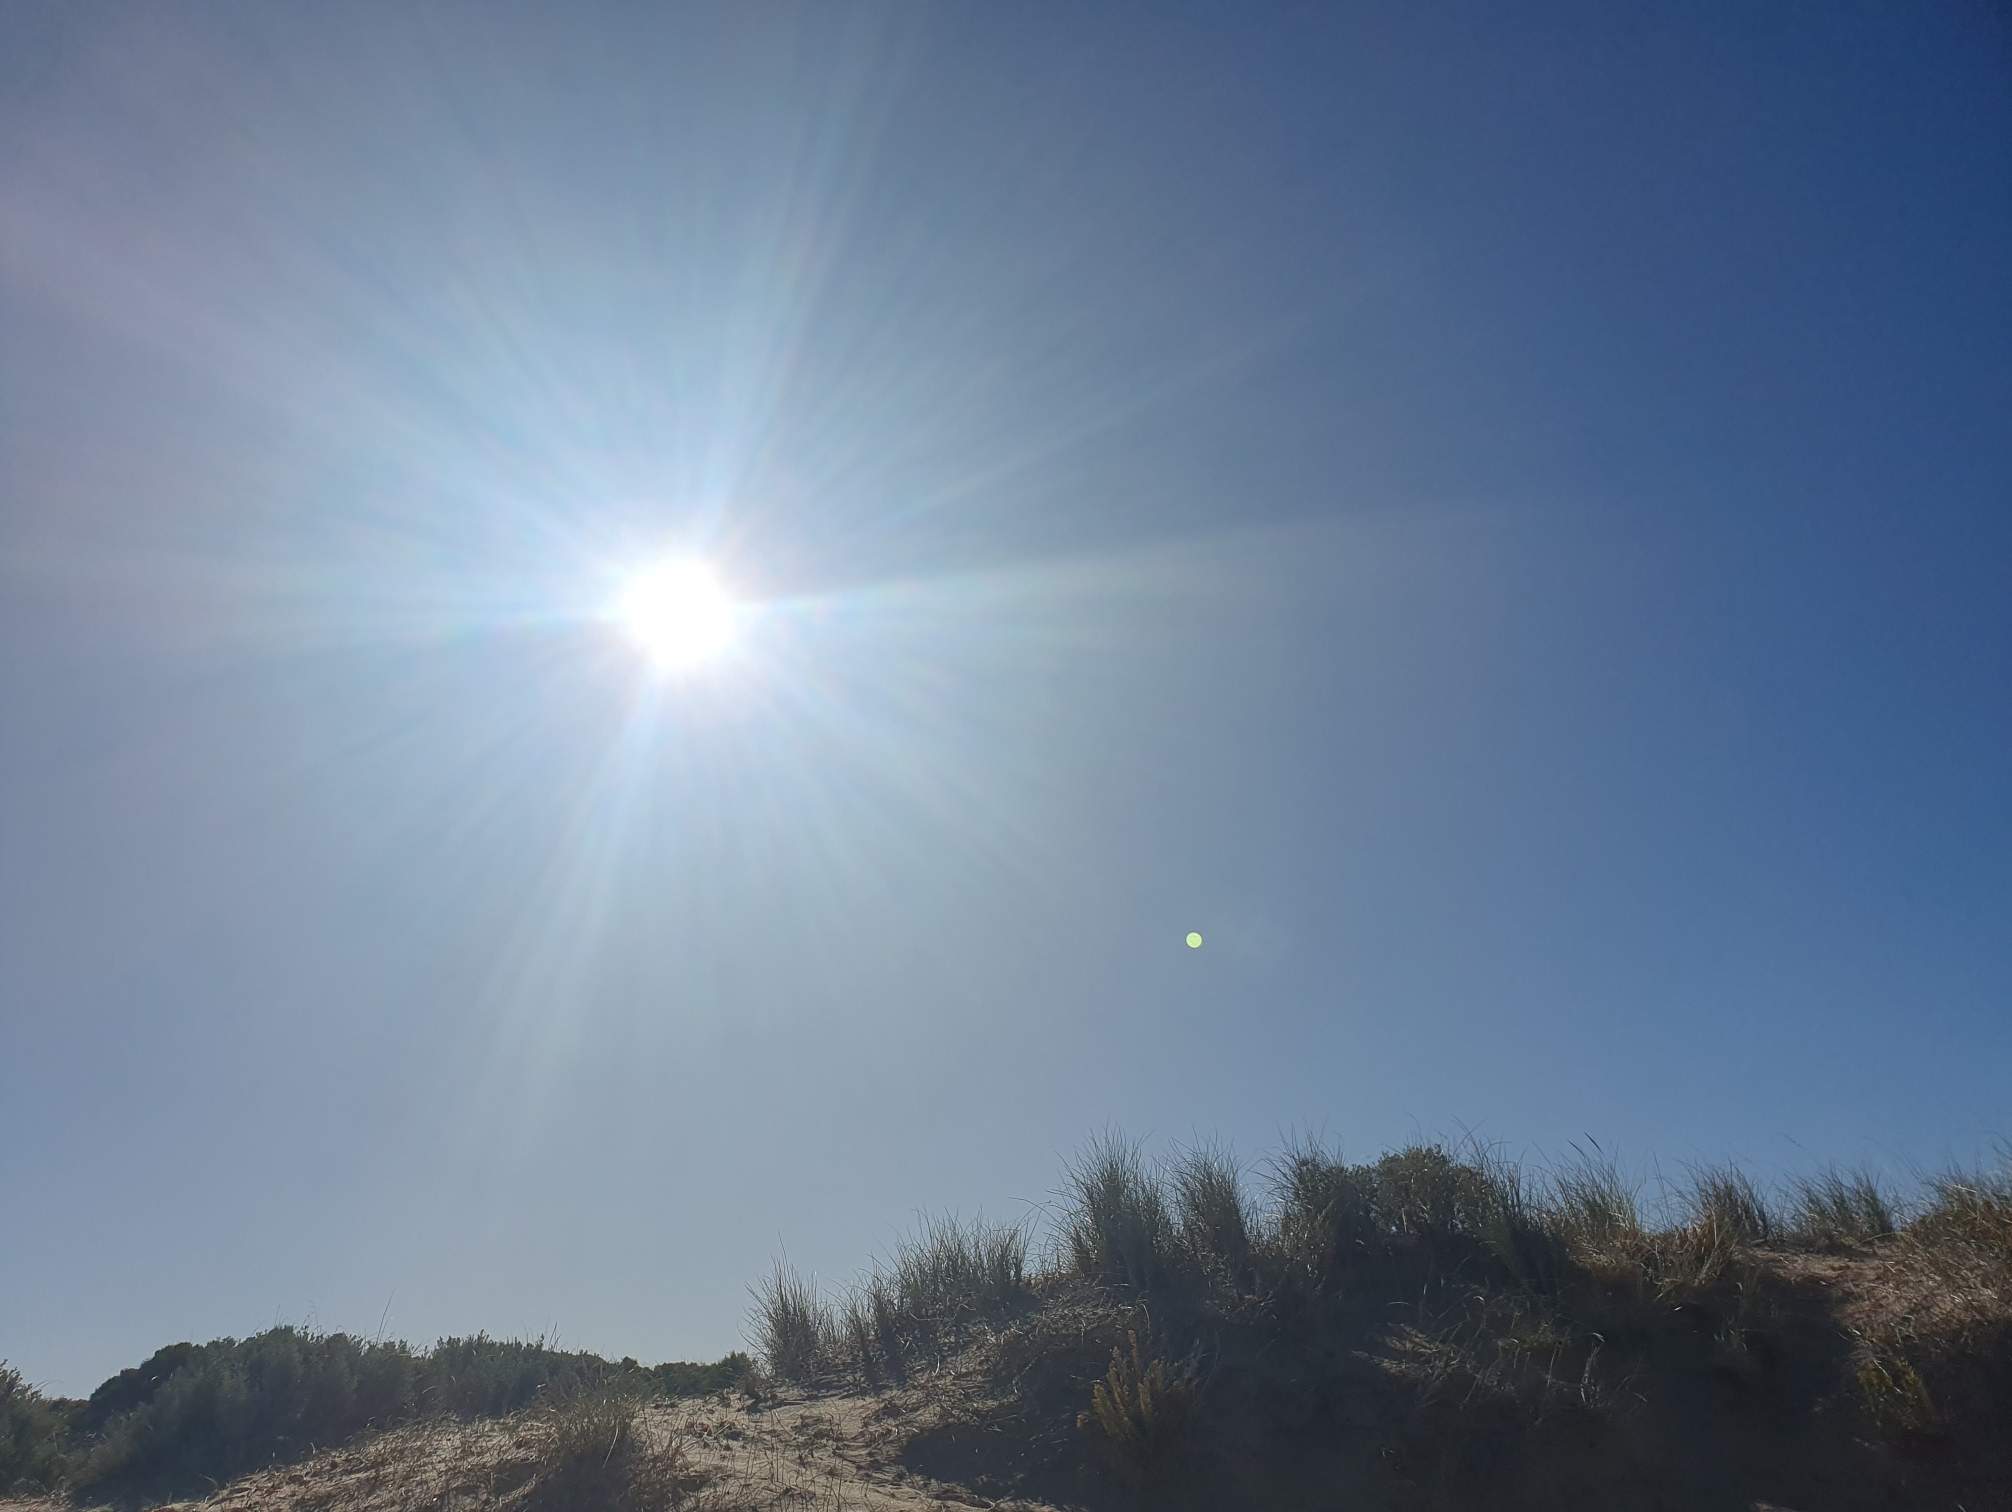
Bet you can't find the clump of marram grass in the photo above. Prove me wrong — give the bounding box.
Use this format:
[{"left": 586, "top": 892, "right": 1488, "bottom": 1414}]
[
  {"left": 1903, "top": 1161, "right": 2012, "bottom": 1278},
  {"left": 866, "top": 1275, "right": 906, "bottom": 1383},
  {"left": 1646, "top": 1216, "right": 1754, "bottom": 1299},
  {"left": 1685, "top": 1164, "right": 1775, "bottom": 1247},
  {"left": 841, "top": 1293, "right": 881, "bottom": 1390},
  {"left": 1076, "top": 1326, "right": 1203, "bottom": 1488},
  {"left": 1169, "top": 1139, "right": 1253, "bottom": 1284},
  {"left": 1870, "top": 1159, "right": 2012, "bottom": 1427},
  {"left": 890, "top": 1212, "right": 1031, "bottom": 1330},
  {"left": 1788, "top": 1168, "right": 1894, "bottom": 1249},
  {"left": 530, "top": 1385, "right": 694, "bottom": 1511},
  {"left": 747, "top": 1259, "right": 836, "bottom": 1385},
  {"left": 789, "top": 1212, "right": 1033, "bottom": 1391},
  {"left": 1549, "top": 1144, "right": 1644, "bottom": 1262},
  {"left": 841, "top": 1275, "right": 910, "bottom": 1390},
  {"left": 1060, "top": 1132, "right": 1177, "bottom": 1292},
  {"left": 1473, "top": 1149, "right": 1572, "bottom": 1293}
]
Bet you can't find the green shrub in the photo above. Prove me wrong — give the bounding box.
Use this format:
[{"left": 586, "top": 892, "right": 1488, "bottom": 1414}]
[
  {"left": 1077, "top": 1327, "right": 1203, "bottom": 1487},
  {"left": 418, "top": 1334, "right": 608, "bottom": 1418},
  {"left": 73, "top": 1327, "right": 650, "bottom": 1494},
  {"left": 650, "top": 1352, "right": 749, "bottom": 1399},
  {"left": 1369, "top": 1143, "right": 1498, "bottom": 1242},
  {"left": 1264, "top": 1138, "right": 1379, "bottom": 1292},
  {"left": 79, "top": 1327, "right": 417, "bottom": 1491},
  {"left": 1, "top": 1363, "right": 68, "bottom": 1492},
  {"left": 80, "top": 1341, "right": 206, "bottom": 1432}
]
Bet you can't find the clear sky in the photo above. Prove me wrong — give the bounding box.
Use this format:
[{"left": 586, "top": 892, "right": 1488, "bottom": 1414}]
[{"left": 3, "top": 2, "right": 2008, "bottom": 1395}]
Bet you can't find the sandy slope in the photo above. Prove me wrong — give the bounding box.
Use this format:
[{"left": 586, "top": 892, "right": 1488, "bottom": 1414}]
[{"left": 0, "top": 1389, "right": 1061, "bottom": 1512}]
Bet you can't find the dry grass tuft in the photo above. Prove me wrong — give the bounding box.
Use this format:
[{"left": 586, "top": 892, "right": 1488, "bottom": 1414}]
[
  {"left": 1904, "top": 1162, "right": 2012, "bottom": 1278},
  {"left": 1788, "top": 1168, "right": 1895, "bottom": 1249},
  {"left": 828, "top": 1213, "right": 1031, "bottom": 1389},
  {"left": 746, "top": 1260, "right": 836, "bottom": 1386},
  {"left": 1841, "top": 1158, "right": 2012, "bottom": 1452},
  {"left": 1685, "top": 1164, "right": 1775, "bottom": 1247},
  {"left": 527, "top": 1387, "right": 695, "bottom": 1511},
  {"left": 1549, "top": 1145, "right": 1644, "bottom": 1263}
]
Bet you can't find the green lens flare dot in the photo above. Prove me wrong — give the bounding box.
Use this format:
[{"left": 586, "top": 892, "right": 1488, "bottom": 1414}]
[{"left": 1186, "top": 931, "right": 1203, "bottom": 949}]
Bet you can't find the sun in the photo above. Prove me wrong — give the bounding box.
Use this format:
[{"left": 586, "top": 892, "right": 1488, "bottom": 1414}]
[{"left": 614, "top": 556, "right": 739, "bottom": 672}]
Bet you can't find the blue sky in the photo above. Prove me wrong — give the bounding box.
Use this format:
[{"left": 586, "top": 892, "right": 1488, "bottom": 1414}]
[{"left": 3, "top": 2, "right": 2008, "bottom": 1393}]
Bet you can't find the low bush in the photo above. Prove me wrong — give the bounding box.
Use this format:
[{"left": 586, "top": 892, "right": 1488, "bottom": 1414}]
[
  {"left": 78, "top": 1327, "right": 416, "bottom": 1491},
  {"left": 1370, "top": 1143, "right": 1499, "bottom": 1242},
  {"left": 1257, "top": 1138, "right": 1564, "bottom": 1294},
  {"left": 1, "top": 1363, "right": 69, "bottom": 1492},
  {"left": 651, "top": 1352, "right": 749, "bottom": 1399},
  {"left": 418, "top": 1333, "right": 608, "bottom": 1418},
  {"left": 1264, "top": 1137, "right": 1379, "bottom": 1292},
  {"left": 78, "top": 1341, "right": 206, "bottom": 1432},
  {"left": 66, "top": 1327, "right": 744, "bottom": 1496}
]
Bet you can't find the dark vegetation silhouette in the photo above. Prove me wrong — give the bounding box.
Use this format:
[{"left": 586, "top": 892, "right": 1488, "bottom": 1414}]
[
  {"left": 1, "top": 1332, "right": 744, "bottom": 1502},
  {"left": 4, "top": 1131, "right": 2008, "bottom": 1510},
  {"left": 752, "top": 1131, "right": 2012, "bottom": 1511}
]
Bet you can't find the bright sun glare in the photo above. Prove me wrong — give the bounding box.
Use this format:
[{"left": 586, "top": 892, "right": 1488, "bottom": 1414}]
[{"left": 615, "top": 557, "right": 739, "bottom": 672}]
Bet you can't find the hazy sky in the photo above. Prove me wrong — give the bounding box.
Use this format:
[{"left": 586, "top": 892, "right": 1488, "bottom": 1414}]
[{"left": 3, "top": 2, "right": 2008, "bottom": 1394}]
